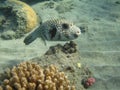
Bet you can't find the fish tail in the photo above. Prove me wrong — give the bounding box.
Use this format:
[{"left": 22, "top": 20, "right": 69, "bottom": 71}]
[{"left": 24, "top": 26, "right": 40, "bottom": 45}]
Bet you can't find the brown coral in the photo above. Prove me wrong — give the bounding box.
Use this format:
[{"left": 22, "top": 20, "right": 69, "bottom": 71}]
[
  {"left": 0, "top": 0, "right": 39, "bottom": 39},
  {"left": 7, "top": 0, "right": 39, "bottom": 33},
  {"left": 0, "top": 62, "right": 75, "bottom": 90}
]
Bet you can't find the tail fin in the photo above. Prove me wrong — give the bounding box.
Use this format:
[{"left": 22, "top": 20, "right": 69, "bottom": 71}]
[{"left": 24, "top": 26, "right": 40, "bottom": 45}]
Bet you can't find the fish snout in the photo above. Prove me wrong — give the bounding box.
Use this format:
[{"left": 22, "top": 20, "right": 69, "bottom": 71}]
[
  {"left": 74, "top": 29, "right": 81, "bottom": 38},
  {"left": 76, "top": 30, "right": 81, "bottom": 35}
]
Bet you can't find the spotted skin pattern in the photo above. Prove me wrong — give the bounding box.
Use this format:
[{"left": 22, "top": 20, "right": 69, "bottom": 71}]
[{"left": 24, "top": 19, "right": 81, "bottom": 45}]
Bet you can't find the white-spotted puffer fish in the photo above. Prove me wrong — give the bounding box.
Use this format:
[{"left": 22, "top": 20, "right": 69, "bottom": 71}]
[{"left": 24, "top": 19, "right": 81, "bottom": 45}]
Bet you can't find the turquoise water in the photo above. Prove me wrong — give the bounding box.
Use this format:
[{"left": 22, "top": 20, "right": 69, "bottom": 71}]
[{"left": 0, "top": 0, "right": 120, "bottom": 90}]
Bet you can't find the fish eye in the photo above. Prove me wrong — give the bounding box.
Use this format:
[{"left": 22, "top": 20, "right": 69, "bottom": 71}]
[{"left": 62, "top": 23, "right": 69, "bottom": 29}]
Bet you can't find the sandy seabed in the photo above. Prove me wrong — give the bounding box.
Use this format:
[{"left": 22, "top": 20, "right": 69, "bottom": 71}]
[{"left": 0, "top": 0, "right": 120, "bottom": 90}]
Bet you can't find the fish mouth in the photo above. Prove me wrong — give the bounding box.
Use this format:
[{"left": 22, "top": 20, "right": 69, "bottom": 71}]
[{"left": 73, "top": 34, "right": 79, "bottom": 38}]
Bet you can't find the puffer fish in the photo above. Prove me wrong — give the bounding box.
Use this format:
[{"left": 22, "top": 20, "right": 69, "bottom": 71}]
[{"left": 24, "top": 19, "right": 81, "bottom": 45}]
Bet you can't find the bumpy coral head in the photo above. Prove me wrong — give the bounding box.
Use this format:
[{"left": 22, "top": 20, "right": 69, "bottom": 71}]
[{"left": 59, "top": 22, "right": 81, "bottom": 40}]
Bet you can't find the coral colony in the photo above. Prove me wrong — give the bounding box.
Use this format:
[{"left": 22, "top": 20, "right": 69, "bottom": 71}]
[
  {"left": 0, "top": 62, "right": 75, "bottom": 90},
  {"left": 82, "top": 77, "right": 96, "bottom": 88}
]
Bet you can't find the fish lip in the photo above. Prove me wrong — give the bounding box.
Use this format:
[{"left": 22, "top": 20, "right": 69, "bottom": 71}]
[{"left": 73, "top": 34, "right": 79, "bottom": 38}]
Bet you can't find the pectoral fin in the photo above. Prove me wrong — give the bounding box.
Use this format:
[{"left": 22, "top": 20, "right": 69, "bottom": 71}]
[
  {"left": 24, "top": 26, "right": 40, "bottom": 45},
  {"left": 40, "top": 33, "right": 47, "bottom": 46}
]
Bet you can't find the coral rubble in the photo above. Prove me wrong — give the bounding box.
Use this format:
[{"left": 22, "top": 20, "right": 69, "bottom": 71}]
[
  {"left": 0, "top": 62, "right": 75, "bottom": 90},
  {"left": 32, "top": 41, "right": 94, "bottom": 90},
  {"left": 55, "top": 0, "right": 74, "bottom": 13},
  {"left": 45, "top": 41, "right": 77, "bottom": 55}
]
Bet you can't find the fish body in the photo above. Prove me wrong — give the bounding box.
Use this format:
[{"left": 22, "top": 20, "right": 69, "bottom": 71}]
[{"left": 24, "top": 19, "right": 81, "bottom": 45}]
